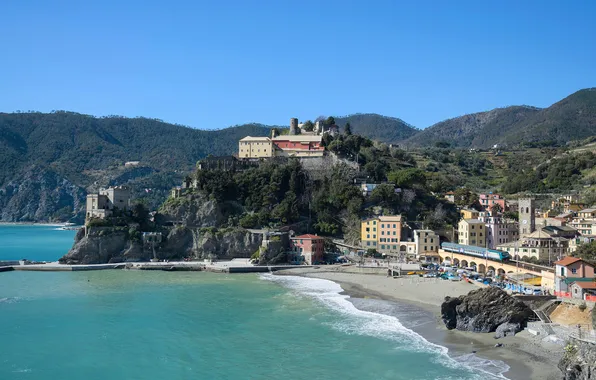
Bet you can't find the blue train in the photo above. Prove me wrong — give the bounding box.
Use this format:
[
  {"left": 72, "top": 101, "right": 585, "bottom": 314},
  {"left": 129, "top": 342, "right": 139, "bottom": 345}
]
[{"left": 441, "top": 242, "right": 510, "bottom": 262}]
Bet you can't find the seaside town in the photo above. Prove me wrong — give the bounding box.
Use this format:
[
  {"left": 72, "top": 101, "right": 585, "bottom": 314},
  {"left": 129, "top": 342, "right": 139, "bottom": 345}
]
[
  {"left": 3, "top": 114, "right": 595, "bottom": 379},
  {"left": 3, "top": 3, "right": 596, "bottom": 380}
]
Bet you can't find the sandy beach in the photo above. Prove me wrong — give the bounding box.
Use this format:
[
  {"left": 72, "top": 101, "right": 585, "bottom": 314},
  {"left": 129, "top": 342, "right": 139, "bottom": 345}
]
[{"left": 276, "top": 266, "right": 564, "bottom": 380}]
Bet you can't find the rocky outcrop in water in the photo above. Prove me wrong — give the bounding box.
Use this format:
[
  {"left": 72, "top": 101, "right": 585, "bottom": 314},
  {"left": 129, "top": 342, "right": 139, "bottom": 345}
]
[
  {"left": 559, "top": 340, "right": 596, "bottom": 380},
  {"left": 59, "top": 226, "right": 263, "bottom": 264},
  {"left": 441, "top": 287, "right": 534, "bottom": 338}
]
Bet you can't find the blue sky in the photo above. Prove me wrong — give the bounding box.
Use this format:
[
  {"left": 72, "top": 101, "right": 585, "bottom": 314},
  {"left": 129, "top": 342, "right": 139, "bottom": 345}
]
[{"left": 1, "top": 0, "right": 594, "bottom": 129}]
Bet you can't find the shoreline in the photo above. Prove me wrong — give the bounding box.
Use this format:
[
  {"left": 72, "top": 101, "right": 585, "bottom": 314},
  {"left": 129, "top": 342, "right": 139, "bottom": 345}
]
[
  {"left": 275, "top": 267, "right": 564, "bottom": 380},
  {"left": 0, "top": 222, "right": 69, "bottom": 227}
]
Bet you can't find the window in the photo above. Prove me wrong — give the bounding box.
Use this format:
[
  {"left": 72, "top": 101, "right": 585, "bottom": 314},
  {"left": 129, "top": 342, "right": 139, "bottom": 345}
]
[
  {"left": 366, "top": 234, "right": 370, "bottom": 239},
  {"left": 430, "top": 238, "right": 434, "bottom": 243},
  {"left": 393, "top": 231, "right": 396, "bottom": 235},
  {"left": 381, "top": 224, "right": 384, "bottom": 228},
  {"left": 373, "top": 228, "right": 376, "bottom": 232},
  {"left": 424, "top": 238, "right": 427, "bottom": 243},
  {"left": 373, "top": 221, "right": 376, "bottom": 225},
  {"left": 367, "top": 242, "right": 371, "bottom": 246},
  {"left": 366, "top": 228, "right": 370, "bottom": 232},
  {"left": 393, "top": 224, "right": 396, "bottom": 228},
  {"left": 381, "top": 231, "right": 385, "bottom": 235},
  {"left": 381, "top": 245, "right": 385, "bottom": 249},
  {"left": 393, "top": 245, "right": 397, "bottom": 250},
  {"left": 424, "top": 246, "right": 427, "bottom": 251},
  {"left": 571, "top": 268, "right": 577, "bottom": 274}
]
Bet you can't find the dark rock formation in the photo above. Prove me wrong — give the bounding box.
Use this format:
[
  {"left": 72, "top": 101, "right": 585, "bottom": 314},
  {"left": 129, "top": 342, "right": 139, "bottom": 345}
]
[
  {"left": 158, "top": 193, "right": 242, "bottom": 228},
  {"left": 559, "top": 339, "right": 596, "bottom": 380},
  {"left": 440, "top": 287, "right": 534, "bottom": 337},
  {"left": 59, "top": 226, "right": 263, "bottom": 264}
]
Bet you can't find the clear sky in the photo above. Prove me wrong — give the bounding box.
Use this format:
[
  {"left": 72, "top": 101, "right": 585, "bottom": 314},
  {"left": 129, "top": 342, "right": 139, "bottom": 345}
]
[{"left": 1, "top": 0, "right": 595, "bottom": 129}]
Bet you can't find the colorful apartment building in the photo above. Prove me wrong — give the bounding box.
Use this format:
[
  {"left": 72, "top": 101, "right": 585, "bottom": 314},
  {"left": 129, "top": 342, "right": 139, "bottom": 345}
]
[
  {"left": 458, "top": 219, "right": 486, "bottom": 247},
  {"left": 290, "top": 234, "right": 324, "bottom": 265},
  {"left": 360, "top": 215, "right": 402, "bottom": 254},
  {"left": 479, "top": 215, "right": 518, "bottom": 249},
  {"left": 479, "top": 193, "right": 506, "bottom": 211},
  {"left": 460, "top": 209, "right": 480, "bottom": 220},
  {"left": 554, "top": 257, "right": 596, "bottom": 297}
]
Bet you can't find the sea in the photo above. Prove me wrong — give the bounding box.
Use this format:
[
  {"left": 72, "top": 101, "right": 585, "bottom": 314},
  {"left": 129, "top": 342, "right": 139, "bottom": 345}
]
[{"left": 0, "top": 225, "right": 508, "bottom": 379}]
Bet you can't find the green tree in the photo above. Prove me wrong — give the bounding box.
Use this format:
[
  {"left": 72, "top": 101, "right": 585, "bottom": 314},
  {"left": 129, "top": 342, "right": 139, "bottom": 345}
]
[
  {"left": 388, "top": 168, "right": 426, "bottom": 188},
  {"left": 302, "top": 120, "right": 314, "bottom": 132},
  {"left": 574, "top": 241, "right": 596, "bottom": 264},
  {"left": 453, "top": 187, "right": 479, "bottom": 207},
  {"left": 490, "top": 203, "right": 503, "bottom": 215},
  {"left": 344, "top": 122, "right": 352, "bottom": 136},
  {"left": 324, "top": 116, "right": 336, "bottom": 127}
]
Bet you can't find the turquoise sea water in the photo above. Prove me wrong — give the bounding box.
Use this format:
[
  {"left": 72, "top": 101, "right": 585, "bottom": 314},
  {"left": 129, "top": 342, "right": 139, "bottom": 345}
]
[
  {"left": 0, "top": 225, "right": 77, "bottom": 261},
  {"left": 0, "top": 226, "right": 507, "bottom": 379}
]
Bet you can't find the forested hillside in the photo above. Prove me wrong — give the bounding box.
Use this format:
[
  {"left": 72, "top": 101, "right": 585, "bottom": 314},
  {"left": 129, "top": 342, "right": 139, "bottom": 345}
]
[
  {"left": 0, "top": 111, "right": 271, "bottom": 222},
  {"left": 404, "top": 88, "right": 596, "bottom": 148},
  {"left": 335, "top": 113, "right": 419, "bottom": 143}
]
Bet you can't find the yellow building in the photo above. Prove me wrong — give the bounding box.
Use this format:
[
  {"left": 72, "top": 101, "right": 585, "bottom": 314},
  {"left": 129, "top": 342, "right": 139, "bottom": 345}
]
[
  {"left": 458, "top": 219, "right": 486, "bottom": 247},
  {"left": 238, "top": 136, "right": 273, "bottom": 158},
  {"left": 460, "top": 209, "right": 480, "bottom": 220},
  {"left": 360, "top": 215, "right": 402, "bottom": 253}
]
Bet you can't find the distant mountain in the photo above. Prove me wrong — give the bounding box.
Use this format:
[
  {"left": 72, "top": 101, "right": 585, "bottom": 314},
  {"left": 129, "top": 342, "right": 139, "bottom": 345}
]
[
  {"left": 0, "top": 111, "right": 272, "bottom": 221},
  {"left": 405, "top": 88, "right": 596, "bottom": 148},
  {"left": 334, "top": 113, "right": 419, "bottom": 143}
]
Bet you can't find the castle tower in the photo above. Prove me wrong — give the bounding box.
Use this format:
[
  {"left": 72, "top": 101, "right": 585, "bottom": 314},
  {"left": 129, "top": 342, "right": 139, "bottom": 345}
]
[
  {"left": 289, "top": 118, "right": 298, "bottom": 135},
  {"left": 518, "top": 198, "right": 535, "bottom": 237}
]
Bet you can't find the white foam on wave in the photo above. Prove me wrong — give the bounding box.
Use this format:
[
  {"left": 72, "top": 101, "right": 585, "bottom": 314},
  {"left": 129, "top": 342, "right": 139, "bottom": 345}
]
[
  {"left": 261, "top": 274, "right": 510, "bottom": 380},
  {"left": 0, "top": 297, "right": 22, "bottom": 304}
]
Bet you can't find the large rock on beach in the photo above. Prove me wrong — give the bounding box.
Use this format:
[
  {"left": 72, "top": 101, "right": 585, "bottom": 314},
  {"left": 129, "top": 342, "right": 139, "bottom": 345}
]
[
  {"left": 440, "top": 287, "right": 534, "bottom": 338},
  {"left": 559, "top": 339, "right": 596, "bottom": 380}
]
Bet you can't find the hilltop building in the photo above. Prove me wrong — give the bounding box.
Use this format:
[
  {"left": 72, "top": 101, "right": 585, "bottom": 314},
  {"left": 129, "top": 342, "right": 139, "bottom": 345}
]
[
  {"left": 238, "top": 118, "right": 332, "bottom": 159},
  {"left": 86, "top": 186, "right": 131, "bottom": 220}
]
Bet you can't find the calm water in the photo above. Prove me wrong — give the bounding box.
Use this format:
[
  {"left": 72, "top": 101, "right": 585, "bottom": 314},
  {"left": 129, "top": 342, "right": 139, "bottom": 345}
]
[
  {"left": 0, "top": 226, "right": 506, "bottom": 379},
  {"left": 0, "top": 224, "right": 77, "bottom": 261}
]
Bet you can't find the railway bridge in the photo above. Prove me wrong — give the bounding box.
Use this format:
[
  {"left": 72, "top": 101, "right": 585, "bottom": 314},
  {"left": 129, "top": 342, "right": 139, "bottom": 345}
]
[{"left": 438, "top": 249, "right": 555, "bottom": 289}]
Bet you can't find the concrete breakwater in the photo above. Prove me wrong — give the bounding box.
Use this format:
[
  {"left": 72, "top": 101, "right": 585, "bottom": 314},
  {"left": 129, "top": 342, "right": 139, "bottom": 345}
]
[{"left": 2, "top": 261, "right": 318, "bottom": 273}]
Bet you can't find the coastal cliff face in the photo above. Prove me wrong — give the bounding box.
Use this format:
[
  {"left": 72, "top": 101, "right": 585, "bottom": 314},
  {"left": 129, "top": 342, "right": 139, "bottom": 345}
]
[
  {"left": 60, "top": 226, "right": 263, "bottom": 264},
  {"left": 158, "top": 193, "right": 242, "bottom": 227},
  {"left": 441, "top": 287, "right": 534, "bottom": 338},
  {"left": 0, "top": 167, "right": 86, "bottom": 222},
  {"left": 559, "top": 340, "right": 596, "bottom": 380}
]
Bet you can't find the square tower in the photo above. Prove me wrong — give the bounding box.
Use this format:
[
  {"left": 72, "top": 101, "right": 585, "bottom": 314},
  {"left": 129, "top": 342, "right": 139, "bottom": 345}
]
[{"left": 518, "top": 198, "right": 535, "bottom": 237}]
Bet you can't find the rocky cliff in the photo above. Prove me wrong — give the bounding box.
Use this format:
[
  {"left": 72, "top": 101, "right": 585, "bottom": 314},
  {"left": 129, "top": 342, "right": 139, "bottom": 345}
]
[
  {"left": 60, "top": 226, "right": 263, "bottom": 264},
  {"left": 441, "top": 287, "right": 535, "bottom": 338},
  {"left": 0, "top": 166, "right": 86, "bottom": 222},
  {"left": 559, "top": 339, "right": 596, "bottom": 380}
]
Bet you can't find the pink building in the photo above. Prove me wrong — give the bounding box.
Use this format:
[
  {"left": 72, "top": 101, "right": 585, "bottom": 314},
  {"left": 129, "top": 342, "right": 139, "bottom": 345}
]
[
  {"left": 479, "top": 193, "right": 506, "bottom": 212},
  {"left": 290, "top": 234, "right": 324, "bottom": 265},
  {"left": 479, "top": 215, "right": 519, "bottom": 249},
  {"left": 554, "top": 257, "right": 596, "bottom": 296}
]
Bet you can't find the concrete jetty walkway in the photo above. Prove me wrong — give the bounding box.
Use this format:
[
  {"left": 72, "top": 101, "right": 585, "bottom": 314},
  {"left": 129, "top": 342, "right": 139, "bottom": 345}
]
[{"left": 3, "top": 259, "right": 317, "bottom": 273}]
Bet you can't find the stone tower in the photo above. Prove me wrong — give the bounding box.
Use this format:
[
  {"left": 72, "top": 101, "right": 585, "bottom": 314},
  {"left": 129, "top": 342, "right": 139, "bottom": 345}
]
[
  {"left": 289, "top": 118, "right": 298, "bottom": 135},
  {"left": 518, "top": 198, "right": 535, "bottom": 237}
]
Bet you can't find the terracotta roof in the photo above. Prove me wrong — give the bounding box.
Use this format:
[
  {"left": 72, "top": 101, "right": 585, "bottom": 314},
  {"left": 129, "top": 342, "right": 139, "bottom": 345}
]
[
  {"left": 293, "top": 234, "right": 323, "bottom": 240},
  {"left": 572, "top": 282, "right": 596, "bottom": 289},
  {"left": 554, "top": 257, "right": 582, "bottom": 266}
]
